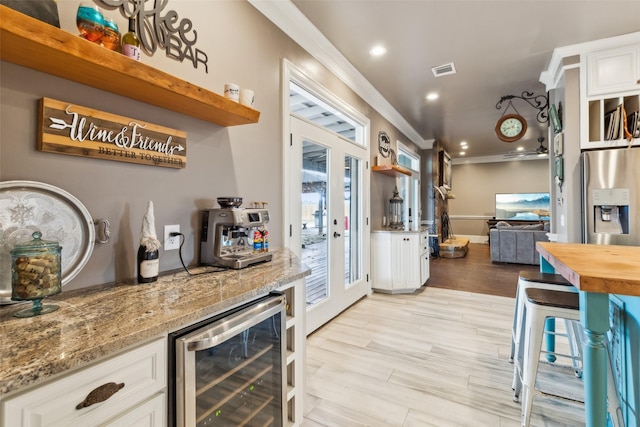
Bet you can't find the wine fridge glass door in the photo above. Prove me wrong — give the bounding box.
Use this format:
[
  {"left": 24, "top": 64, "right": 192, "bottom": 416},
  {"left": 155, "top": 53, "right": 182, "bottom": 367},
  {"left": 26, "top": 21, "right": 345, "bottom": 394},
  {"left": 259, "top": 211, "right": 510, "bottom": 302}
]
[{"left": 174, "top": 294, "right": 286, "bottom": 427}]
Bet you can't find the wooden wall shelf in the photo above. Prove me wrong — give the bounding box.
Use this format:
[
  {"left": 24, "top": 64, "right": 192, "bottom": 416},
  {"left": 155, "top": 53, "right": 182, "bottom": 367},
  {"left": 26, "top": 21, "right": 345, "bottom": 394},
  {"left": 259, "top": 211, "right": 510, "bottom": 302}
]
[
  {"left": 0, "top": 5, "right": 259, "bottom": 127},
  {"left": 372, "top": 164, "right": 412, "bottom": 177}
]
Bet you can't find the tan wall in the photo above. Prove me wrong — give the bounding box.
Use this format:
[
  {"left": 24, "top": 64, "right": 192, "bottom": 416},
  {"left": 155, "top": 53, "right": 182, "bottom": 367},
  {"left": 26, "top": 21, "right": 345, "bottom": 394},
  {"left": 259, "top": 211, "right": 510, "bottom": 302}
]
[
  {"left": 0, "top": 0, "right": 416, "bottom": 290},
  {"left": 447, "top": 159, "right": 550, "bottom": 238}
]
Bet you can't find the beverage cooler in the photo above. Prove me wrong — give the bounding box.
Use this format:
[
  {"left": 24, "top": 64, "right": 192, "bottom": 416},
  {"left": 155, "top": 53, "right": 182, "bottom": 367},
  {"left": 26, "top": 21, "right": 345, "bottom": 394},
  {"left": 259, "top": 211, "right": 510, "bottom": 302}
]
[{"left": 169, "top": 292, "right": 286, "bottom": 427}]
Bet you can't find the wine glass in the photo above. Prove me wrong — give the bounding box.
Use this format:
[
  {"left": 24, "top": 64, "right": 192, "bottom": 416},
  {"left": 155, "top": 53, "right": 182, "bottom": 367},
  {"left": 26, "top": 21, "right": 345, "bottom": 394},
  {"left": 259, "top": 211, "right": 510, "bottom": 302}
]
[
  {"left": 101, "top": 18, "right": 121, "bottom": 51},
  {"left": 76, "top": 3, "right": 105, "bottom": 43}
]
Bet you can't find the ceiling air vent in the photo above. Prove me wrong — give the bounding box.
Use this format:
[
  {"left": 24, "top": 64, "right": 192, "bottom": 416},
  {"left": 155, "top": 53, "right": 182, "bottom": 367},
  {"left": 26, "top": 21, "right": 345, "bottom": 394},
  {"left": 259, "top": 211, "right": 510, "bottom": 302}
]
[{"left": 431, "top": 62, "right": 456, "bottom": 77}]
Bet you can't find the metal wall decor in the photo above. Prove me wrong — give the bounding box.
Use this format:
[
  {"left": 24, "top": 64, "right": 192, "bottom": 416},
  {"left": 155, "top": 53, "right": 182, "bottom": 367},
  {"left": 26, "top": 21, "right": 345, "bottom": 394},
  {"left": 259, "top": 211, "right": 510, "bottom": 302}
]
[
  {"left": 495, "top": 91, "right": 549, "bottom": 124},
  {"left": 96, "top": 0, "right": 209, "bottom": 73},
  {"left": 378, "top": 131, "right": 390, "bottom": 158}
]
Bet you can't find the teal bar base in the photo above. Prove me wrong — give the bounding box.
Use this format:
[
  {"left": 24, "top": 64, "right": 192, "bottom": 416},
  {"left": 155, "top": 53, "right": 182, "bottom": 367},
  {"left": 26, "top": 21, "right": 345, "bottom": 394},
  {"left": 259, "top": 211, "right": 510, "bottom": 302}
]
[
  {"left": 580, "top": 291, "right": 609, "bottom": 427},
  {"left": 539, "top": 256, "right": 609, "bottom": 427}
]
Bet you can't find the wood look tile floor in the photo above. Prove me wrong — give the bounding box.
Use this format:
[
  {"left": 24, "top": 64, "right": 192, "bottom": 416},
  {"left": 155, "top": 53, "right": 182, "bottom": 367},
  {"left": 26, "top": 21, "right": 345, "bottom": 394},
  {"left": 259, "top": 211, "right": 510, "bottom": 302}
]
[{"left": 302, "top": 245, "right": 585, "bottom": 427}]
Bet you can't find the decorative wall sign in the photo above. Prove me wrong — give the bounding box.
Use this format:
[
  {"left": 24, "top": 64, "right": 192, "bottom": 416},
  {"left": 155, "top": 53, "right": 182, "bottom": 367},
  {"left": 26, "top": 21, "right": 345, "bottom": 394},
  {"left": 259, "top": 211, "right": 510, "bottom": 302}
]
[
  {"left": 38, "top": 98, "right": 187, "bottom": 169},
  {"left": 549, "top": 104, "right": 562, "bottom": 133},
  {"left": 96, "top": 0, "right": 209, "bottom": 73},
  {"left": 378, "top": 131, "right": 391, "bottom": 158}
]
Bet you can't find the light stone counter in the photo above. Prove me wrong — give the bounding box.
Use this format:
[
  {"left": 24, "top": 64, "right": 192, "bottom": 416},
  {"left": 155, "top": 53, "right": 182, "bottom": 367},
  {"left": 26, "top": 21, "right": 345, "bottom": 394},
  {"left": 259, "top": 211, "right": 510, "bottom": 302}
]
[
  {"left": 0, "top": 248, "right": 310, "bottom": 397},
  {"left": 371, "top": 227, "right": 429, "bottom": 234}
]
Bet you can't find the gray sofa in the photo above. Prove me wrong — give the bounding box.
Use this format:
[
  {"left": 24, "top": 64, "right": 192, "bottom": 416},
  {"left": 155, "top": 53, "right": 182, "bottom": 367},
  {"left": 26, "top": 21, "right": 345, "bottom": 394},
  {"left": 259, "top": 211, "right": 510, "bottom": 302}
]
[{"left": 490, "top": 222, "right": 550, "bottom": 265}]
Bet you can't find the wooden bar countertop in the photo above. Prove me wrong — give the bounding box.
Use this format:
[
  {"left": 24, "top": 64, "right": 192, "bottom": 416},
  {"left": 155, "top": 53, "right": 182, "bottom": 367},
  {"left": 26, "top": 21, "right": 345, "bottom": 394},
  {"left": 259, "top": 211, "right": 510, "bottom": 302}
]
[{"left": 536, "top": 242, "right": 640, "bottom": 296}]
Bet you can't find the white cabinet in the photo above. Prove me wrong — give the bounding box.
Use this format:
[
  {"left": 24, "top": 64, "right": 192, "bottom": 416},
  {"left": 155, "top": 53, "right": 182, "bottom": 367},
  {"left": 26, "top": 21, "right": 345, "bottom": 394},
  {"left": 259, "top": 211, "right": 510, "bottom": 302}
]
[
  {"left": 420, "top": 231, "right": 430, "bottom": 285},
  {"left": 541, "top": 33, "right": 640, "bottom": 152},
  {"left": 103, "top": 394, "right": 166, "bottom": 427},
  {"left": 2, "top": 338, "right": 166, "bottom": 427},
  {"left": 587, "top": 45, "right": 640, "bottom": 96},
  {"left": 391, "top": 233, "right": 420, "bottom": 288},
  {"left": 372, "top": 230, "right": 429, "bottom": 293},
  {"left": 279, "top": 279, "right": 305, "bottom": 427},
  {"left": 584, "top": 43, "right": 640, "bottom": 150}
]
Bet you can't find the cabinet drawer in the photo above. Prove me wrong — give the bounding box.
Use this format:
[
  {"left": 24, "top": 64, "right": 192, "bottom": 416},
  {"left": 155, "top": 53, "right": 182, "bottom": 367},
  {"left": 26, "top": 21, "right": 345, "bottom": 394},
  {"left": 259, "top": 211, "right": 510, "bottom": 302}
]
[
  {"left": 421, "top": 232, "right": 430, "bottom": 255},
  {"left": 2, "top": 338, "right": 166, "bottom": 427},
  {"left": 103, "top": 393, "right": 166, "bottom": 427}
]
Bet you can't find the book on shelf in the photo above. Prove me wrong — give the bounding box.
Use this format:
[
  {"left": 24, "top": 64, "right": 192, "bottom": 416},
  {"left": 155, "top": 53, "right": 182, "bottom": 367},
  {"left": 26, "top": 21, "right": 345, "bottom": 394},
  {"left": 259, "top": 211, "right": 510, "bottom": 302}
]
[
  {"left": 627, "top": 111, "right": 640, "bottom": 139},
  {"left": 605, "top": 106, "right": 621, "bottom": 141}
]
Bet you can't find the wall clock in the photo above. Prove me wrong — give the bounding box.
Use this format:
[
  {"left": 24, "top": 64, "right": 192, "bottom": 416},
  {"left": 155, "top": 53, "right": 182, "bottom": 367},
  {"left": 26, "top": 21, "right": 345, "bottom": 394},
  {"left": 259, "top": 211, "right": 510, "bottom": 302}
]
[
  {"left": 378, "top": 131, "right": 391, "bottom": 158},
  {"left": 495, "top": 114, "right": 527, "bottom": 142}
]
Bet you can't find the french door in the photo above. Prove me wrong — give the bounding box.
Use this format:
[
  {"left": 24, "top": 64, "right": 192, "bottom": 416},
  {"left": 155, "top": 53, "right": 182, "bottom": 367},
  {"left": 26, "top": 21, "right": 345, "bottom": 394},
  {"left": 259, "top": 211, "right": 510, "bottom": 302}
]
[{"left": 289, "top": 116, "right": 369, "bottom": 334}]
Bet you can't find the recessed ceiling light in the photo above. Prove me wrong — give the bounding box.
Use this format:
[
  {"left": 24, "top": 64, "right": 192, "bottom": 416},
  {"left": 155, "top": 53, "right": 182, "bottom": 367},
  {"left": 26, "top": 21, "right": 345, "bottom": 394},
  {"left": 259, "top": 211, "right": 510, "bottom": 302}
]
[
  {"left": 460, "top": 141, "right": 468, "bottom": 147},
  {"left": 369, "top": 45, "right": 387, "bottom": 56},
  {"left": 426, "top": 92, "right": 439, "bottom": 101},
  {"left": 516, "top": 146, "right": 524, "bottom": 151},
  {"left": 460, "top": 151, "right": 466, "bottom": 156}
]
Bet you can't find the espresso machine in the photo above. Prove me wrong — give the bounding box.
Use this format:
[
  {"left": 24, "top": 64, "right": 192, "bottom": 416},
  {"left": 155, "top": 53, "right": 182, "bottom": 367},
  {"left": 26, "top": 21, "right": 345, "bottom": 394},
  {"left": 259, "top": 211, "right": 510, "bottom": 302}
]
[{"left": 200, "top": 198, "right": 272, "bottom": 269}]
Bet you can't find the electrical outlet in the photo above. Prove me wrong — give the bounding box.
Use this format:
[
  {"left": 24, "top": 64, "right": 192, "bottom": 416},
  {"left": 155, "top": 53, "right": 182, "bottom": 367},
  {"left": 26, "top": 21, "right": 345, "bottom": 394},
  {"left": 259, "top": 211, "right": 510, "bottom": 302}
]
[{"left": 164, "top": 224, "right": 180, "bottom": 251}]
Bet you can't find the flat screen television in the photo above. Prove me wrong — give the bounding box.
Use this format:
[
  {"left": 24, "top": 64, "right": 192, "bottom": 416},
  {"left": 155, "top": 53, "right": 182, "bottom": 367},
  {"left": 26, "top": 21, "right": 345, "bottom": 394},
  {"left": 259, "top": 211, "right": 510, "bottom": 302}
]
[{"left": 495, "top": 192, "right": 550, "bottom": 221}]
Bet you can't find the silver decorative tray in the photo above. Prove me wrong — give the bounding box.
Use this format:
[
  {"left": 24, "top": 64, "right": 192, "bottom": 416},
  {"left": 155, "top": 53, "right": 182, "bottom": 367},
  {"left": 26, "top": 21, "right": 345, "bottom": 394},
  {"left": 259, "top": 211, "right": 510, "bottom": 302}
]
[{"left": 0, "top": 181, "right": 95, "bottom": 304}]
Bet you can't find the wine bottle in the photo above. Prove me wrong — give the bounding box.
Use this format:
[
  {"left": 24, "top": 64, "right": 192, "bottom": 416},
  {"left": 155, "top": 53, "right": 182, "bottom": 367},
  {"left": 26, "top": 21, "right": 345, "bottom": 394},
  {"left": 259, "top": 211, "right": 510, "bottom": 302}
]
[
  {"left": 138, "top": 200, "right": 160, "bottom": 284},
  {"left": 137, "top": 244, "right": 159, "bottom": 283},
  {"left": 121, "top": 17, "right": 141, "bottom": 61}
]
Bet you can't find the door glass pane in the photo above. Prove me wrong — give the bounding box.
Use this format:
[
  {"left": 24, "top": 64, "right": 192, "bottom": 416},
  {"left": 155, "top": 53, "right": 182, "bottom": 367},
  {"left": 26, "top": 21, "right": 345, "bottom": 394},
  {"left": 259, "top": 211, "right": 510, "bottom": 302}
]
[
  {"left": 301, "top": 140, "right": 328, "bottom": 307},
  {"left": 344, "top": 155, "right": 360, "bottom": 285}
]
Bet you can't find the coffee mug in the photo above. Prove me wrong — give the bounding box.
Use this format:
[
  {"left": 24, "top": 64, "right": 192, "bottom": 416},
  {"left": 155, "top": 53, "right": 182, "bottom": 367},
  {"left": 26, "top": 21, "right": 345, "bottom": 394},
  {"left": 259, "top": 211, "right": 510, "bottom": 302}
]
[
  {"left": 239, "top": 88, "right": 254, "bottom": 107},
  {"left": 224, "top": 83, "right": 240, "bottom": 102}
]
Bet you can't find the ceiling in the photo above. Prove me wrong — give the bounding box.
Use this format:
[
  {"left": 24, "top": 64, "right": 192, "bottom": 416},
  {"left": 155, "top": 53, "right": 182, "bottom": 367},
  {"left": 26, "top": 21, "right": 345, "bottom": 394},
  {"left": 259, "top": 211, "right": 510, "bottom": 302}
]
[{"left": 285, "top": 1, "right": 640, "bottom": 160}]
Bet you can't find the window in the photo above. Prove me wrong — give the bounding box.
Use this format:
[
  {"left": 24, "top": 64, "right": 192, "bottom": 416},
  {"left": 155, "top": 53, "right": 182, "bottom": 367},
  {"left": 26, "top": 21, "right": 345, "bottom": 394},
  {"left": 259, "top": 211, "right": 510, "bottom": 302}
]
[
  {"left": 397, "top": 142, "right": 420, "bottom": 229},
  {"left": 289, "top": 82, "right": 364, "bottom": 145}
]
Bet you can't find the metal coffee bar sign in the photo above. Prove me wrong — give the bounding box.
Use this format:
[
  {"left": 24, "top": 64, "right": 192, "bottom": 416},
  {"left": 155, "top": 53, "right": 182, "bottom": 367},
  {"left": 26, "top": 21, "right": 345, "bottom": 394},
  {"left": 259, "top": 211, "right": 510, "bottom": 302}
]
[{"left": 38, "top": 98, "right": 187, "bottom": 169}]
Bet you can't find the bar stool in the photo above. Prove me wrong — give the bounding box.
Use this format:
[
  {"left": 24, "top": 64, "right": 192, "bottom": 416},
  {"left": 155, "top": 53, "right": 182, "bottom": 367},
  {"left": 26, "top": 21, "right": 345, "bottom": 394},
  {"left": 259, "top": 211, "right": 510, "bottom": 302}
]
[
  {"left": 510, "top": 271, "right": 580, "bottom": 393},
  {"left": 517, "top": 288, "right": 623, "bottom": 427},
  {"left": 510, "top": 271, "right": 576, "bottom": 364}
]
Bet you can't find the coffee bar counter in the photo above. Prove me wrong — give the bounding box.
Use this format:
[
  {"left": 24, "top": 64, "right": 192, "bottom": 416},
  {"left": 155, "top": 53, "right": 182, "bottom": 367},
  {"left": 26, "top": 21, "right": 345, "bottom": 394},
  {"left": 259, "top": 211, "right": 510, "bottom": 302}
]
[{"left": 0, "top": 248, "right": 310, "bottom": 397}]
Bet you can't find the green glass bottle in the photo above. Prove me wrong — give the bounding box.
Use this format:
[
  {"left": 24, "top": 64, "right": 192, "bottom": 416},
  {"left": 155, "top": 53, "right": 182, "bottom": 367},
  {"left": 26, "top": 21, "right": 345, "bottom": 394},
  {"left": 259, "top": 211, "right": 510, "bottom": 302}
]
[{"left": 121, "top": 17, "right": 141, "bottom": 61}]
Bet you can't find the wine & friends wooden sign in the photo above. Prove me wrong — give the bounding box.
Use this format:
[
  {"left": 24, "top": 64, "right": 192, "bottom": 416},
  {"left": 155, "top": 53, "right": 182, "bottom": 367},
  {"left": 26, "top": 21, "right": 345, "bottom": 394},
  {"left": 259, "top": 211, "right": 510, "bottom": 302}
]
[{"left": 38, "top": 97, "right": 187, "bottom": 168}]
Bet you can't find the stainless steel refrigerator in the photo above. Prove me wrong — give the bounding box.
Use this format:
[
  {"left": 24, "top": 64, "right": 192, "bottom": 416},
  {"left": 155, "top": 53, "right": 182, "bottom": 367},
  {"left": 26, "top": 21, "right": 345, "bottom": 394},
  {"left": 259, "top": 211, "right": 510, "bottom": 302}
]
[{"left": 582, "top": 147, "right": 639, "bottom": 245}]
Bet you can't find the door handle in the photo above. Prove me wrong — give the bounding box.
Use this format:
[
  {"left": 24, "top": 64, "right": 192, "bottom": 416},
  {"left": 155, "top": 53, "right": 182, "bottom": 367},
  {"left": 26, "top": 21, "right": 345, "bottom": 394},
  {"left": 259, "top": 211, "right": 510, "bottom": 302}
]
[{"left": 333, "top": 232, "right": 341, "bottom": 238}]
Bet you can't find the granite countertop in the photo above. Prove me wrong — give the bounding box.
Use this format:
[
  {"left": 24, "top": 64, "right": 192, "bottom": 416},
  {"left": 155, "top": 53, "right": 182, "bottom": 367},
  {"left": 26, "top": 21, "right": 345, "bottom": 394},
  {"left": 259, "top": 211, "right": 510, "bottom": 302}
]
[{"left": 0, "top": 248, "right": 310, "bottom": 397}]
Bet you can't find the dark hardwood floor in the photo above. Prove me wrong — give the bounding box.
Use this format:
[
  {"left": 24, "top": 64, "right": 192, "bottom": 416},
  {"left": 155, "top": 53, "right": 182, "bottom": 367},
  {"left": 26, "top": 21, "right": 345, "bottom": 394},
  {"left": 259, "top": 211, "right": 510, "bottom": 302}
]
[{"left": 427, "top": 242, "right": 539, "bottom": 298}]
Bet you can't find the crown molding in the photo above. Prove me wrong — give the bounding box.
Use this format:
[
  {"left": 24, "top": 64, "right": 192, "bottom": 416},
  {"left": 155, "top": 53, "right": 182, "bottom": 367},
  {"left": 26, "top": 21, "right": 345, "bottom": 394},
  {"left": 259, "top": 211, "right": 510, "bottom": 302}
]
[{"left": 248, "top": 0, "right": 428, "bottom": 149}]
